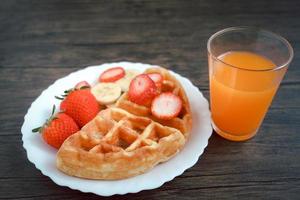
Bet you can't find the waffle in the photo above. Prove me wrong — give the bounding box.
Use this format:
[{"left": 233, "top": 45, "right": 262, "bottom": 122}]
[
  {"left": 115, "top": 67, "right": 192, "bottom": 138},
  {"left": 56, "top": 107, "right": 185, "bottom": 180}
]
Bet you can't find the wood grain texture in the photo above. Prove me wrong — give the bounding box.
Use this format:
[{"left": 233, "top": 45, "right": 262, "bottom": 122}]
[{"left": 0, "top": 0, "right": 299, "bottom": 199}]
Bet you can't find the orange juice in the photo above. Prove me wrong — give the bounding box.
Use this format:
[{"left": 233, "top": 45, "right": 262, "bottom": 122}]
[{"left": 210, "top": 51, "right": 286, "bottom": 141}]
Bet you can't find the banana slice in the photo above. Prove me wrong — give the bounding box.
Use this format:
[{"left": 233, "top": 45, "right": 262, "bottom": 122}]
[
  {"left": 91, "top": 83, "right": 121, "bottom": 105},
  {"left": 115, "top": 69, "right": 141, "bottom": 92}
]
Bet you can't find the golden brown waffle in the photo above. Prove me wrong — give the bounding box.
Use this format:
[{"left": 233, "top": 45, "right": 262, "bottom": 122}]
[
  {"left": 56, "top": 107, "right": 186, "bottom": 180},
  {"left": 115, "top": 67, "right": 192, "bottom": 137}
]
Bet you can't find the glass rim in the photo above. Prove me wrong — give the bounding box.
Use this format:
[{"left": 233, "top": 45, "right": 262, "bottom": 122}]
[{"left": 207, "top": 27, "right": 294, "bottom": 72}]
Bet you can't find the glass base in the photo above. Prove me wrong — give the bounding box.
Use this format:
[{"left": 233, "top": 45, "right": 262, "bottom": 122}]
[{"left": 211, "top": 120, "right": 258, "bottom": 142}]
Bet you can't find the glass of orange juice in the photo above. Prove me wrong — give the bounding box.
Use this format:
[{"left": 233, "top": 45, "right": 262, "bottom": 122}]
[{"left": 207, "top": 27, "right": 293, "bottom": 141}]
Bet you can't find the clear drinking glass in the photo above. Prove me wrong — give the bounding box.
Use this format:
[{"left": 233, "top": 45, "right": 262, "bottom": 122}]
[{"left": 207, "top": 27, "right": 293, "bottom": 141}]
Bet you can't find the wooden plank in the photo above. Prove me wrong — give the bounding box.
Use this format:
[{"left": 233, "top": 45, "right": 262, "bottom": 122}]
[
  {"left": 1, "top": 109, "right": 300, "bottom": 184},
  {"left": 0, "top": 129, "right": 299, "bottom": 199},
  {"left": 0, "top": 0, "right": 299, "bottom": 68},
  {"left": 2, "top": 122, "right": 300, "bottom": 178},
  {"left": 0, "top": 67, "right": 299, "bottom": 135},
  {"left": 0, "top": 67, "right": 299, "bottom": 102},
  {"left": 0, "top": 178, "right": 299, "bottom": 199},
  {"left": 1, "top": 0, "right": 300, "bottom": 199}
]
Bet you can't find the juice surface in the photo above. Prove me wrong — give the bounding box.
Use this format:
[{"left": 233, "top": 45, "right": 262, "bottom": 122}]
[
  {"left": 210, "top": 51, "right": 280, "bottom": 139},
  {"left": 219, "top": 51, "right": 275, "bottom": 70}
]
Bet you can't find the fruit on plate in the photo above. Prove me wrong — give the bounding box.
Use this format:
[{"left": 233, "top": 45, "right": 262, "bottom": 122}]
[
  {"left": 99, "top": 67, "right": 125, "bottom": 82},
  {"left": 151, "top": 92, "right": 182, "bottom": 120},
  {"left": 115, "top": 69, "right": 141, "bottom": 91},
  {"left": 32, "top": 105, "right": 79, "bottom": 149},
  {"left": 128, "top": 74, "right": 157, "bottom": 106},
  {"left": 75, "top": 81, "right": 91, "bottom": 90},
  {"left": 59, "top": 89, "right": 100, "bottom": 128},
  {"left": 91, "top": 82, "right": 121, "bottom": 105}
]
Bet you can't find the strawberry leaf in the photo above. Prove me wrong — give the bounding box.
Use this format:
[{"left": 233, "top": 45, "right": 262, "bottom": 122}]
[
  {"left": 55, "top": 96, "right": 64, "bottom": 100},
  {"left": 79, "top": 86, "right": 90, "bottom": 90},
  {"left": 32, "top": 127, "right": 42, "bottom": 133},
  {"left": 51, "top": 105, "right": 56, "bottom": 115}
]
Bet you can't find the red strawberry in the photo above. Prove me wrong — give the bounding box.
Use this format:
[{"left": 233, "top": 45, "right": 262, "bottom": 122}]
[
  {"left": 58, "top": 88, "right": 83, "bottom": 111},
  {"left": 75, "top": 81, "right": 90, "bottom": 90},
  {"left": 60, "top": 89, "right": 100, "bottom": 127},
  {"left": 32, "top": 106, "right": 79, "bottom": 149},
  {"left": 60, "top": 98, "right": 67, "bottom": 111},
  {"left": 99, "top": 67, "right": 125, "bottom": 82},
  {"left": 151, "top": 92, "right": 182, "bottom": 120},
  {"left": 148, "top": 73, "right": 163, "bottom": 90},
  {"left": 128, "top": 74, "right": 157, "bottom": 105}
]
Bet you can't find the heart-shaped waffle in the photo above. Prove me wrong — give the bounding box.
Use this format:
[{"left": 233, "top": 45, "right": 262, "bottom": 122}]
[{"left": 57, "top": 107, "right": 186, "bottom": 179}]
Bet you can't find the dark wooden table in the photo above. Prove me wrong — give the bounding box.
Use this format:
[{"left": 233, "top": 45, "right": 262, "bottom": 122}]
[{"left": 1, "top": 0, "right": 299, "bottom": 199}]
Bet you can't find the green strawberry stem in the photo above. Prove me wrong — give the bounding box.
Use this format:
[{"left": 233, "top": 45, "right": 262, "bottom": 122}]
[
  {"left": 32, "top": 126, "right": 42, "bottom": 133},
  {"left": 56, "top": 86, "right": 89, "bottom": 101},
  {"left": 78, "top": 85, "right": 90, "bottom": 90},
  {"left": 32, "top": 105, "right": 57, "bottom": 133},
  {"left": 51, "top": 104, "right": 55, "bottom": 115},
  {"left": 55, "top": 96, "right": 64, "bottom": 100}
]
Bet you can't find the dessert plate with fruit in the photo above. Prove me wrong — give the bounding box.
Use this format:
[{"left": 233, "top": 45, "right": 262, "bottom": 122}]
[{"left": 22, "top": 62, "right": 212, "bottom": 196}]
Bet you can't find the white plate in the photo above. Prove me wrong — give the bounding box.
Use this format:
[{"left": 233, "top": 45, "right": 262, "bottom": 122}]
[{"left": 21, "top": 62, "right": 212, "bottom": 196}]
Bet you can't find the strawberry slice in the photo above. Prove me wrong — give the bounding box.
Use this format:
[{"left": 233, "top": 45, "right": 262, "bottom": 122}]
[
  {"left": 99, "top": 67, "right": 125, "bottom": 82},
  {"left": 75, "top": 81, "right": 90, "bottom": 90},
  {"left": 148, "top": 73, "right": 163, "bottom": 84},
  {"left": 148, "top": 73, "right": 163, "bottom": 89},
  {"left": 128, "top": 74, "right": 157, "bottom": 105},
  {"left": 151, "top": 92, "right": 182, "bottom": 120}
]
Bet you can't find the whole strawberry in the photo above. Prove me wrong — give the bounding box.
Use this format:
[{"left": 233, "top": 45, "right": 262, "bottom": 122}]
[
  {"left": 32, "top": 106, "right": 79, "bottom": 149},
  {"left": 59, "top": 89, "right": 100, "bottom": 127}
]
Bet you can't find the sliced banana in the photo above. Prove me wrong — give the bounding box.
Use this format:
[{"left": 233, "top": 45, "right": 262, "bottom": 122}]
[
  {"left": 115, "top": 69, "right": 141, "bottom": 92},
  {"left": 91, "top": 83, "right": 121, "bottom": 105}
]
